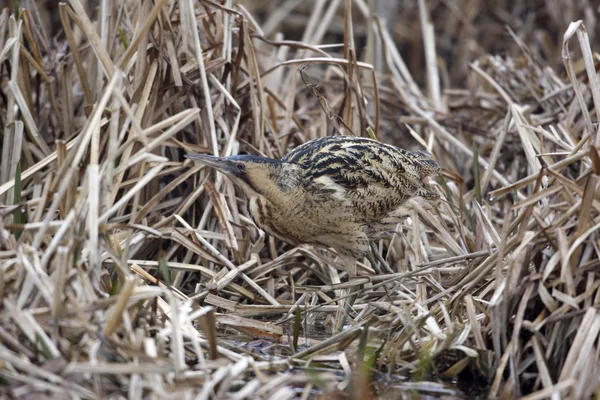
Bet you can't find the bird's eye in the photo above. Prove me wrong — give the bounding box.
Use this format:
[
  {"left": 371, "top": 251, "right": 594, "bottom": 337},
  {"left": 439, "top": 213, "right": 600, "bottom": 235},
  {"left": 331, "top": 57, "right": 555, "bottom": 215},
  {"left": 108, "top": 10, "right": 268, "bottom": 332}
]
[{"left": 236, "top": 163, "right": 245, "bottom": 172}]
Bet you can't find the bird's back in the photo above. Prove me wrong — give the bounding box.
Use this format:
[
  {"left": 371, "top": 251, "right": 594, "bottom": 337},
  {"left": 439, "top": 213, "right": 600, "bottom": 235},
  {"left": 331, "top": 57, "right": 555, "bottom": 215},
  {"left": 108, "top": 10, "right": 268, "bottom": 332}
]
[{"left": 283, "top": 135, "right": 439, "bottom": 224}]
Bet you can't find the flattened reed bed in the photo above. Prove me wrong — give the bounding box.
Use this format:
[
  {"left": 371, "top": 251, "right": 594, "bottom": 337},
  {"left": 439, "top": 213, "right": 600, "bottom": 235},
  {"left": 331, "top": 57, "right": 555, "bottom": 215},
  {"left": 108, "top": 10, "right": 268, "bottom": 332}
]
[{"left": 1, "top": 1, "right": 599, "bottom": 398}]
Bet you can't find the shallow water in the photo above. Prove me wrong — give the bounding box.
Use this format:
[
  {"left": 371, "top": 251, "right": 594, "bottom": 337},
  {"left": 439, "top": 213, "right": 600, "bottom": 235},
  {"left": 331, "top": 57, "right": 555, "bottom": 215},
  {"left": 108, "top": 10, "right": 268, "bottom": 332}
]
[
  {"left": 222, "top": 325, "right": 490, "bottom": 399},
  {"left": 375, "top": 377, "right": 489, "bottom": 399}
]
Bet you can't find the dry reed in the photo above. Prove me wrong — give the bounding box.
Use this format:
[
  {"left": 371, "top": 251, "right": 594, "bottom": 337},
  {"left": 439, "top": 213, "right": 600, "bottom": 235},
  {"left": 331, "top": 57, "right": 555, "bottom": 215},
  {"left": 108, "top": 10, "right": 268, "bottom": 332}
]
[{"left": 1, "top": 1, "right": 600, "bottom": 398}]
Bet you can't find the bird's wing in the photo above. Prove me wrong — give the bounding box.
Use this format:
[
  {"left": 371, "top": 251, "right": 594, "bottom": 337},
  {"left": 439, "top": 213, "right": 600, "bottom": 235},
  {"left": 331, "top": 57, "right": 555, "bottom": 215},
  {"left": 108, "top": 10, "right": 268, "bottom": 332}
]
[
  {"left": 313, "top": 165, "right": 404, "bottom": 197},
  {"left": 287, "top": 137, "right": 414, "bottom": 200},
  {"left": 283, "top": 135, "right": 440, "bottom": 226}
]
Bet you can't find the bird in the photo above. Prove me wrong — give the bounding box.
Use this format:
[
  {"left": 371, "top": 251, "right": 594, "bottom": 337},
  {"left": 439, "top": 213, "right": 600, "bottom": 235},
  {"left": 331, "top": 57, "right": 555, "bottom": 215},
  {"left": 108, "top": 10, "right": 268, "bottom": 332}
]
[{"left": 185, "top": 135, "right": 440, "bottom": 274}]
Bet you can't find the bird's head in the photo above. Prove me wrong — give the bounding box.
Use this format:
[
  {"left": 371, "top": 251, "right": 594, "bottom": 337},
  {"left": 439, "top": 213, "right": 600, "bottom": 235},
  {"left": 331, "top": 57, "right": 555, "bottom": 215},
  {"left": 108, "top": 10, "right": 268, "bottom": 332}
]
[{"left": 185, "top": 153, "right": 296, "bottom": 198}]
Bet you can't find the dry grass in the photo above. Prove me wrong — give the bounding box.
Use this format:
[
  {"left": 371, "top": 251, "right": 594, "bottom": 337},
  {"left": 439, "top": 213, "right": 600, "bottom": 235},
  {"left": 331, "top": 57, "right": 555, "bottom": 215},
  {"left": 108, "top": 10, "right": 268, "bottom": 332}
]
[{"left": 1, "top": 0, "right": 600, "bottom": 398}]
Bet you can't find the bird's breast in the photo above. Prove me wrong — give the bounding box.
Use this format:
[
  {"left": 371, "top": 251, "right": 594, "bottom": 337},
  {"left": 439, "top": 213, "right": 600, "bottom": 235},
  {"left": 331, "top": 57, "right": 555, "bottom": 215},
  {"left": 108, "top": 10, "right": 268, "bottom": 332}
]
[
  {"left": 246, "top": 192, "right": 371, "bottom": 258},
  {"left": 247, "top": 196, "right": 300, "bottom": 244}
]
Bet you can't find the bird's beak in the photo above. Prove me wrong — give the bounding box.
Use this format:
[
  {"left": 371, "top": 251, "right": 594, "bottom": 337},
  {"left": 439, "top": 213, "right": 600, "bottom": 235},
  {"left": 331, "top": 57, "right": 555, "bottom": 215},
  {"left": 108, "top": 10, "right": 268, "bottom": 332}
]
[{"left": 185, "top": 154, "right": 237, "bottom": 175}]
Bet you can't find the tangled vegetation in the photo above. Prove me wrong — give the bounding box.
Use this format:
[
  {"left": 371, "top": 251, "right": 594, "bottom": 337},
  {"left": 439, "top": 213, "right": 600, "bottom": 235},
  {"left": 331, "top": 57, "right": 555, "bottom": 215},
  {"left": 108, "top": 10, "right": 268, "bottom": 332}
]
[{"left": 1, "top": 1, "right": 599, "bottom": 398}]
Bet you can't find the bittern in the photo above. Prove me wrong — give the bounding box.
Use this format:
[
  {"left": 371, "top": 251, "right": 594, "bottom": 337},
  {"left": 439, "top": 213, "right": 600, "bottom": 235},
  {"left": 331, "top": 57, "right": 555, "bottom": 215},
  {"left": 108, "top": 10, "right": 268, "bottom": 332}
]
[{"left": 186, "top": 135, "right": 440, "bottom": 273}]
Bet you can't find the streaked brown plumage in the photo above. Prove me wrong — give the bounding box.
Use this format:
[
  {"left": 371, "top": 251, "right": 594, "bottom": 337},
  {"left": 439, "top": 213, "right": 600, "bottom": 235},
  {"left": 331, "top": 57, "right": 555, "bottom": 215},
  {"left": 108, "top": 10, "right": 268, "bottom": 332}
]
[{"left": 186, "top": 135, "right": 439, "bottom": 269}]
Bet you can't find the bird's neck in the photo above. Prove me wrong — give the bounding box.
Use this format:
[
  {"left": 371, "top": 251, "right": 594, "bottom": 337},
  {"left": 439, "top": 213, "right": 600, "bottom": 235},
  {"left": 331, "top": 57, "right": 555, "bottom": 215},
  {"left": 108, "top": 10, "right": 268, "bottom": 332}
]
[
  {"left": 244, "top": 164, "right": 303, "bottom": 202},
  {"left": 241, "top": 169, "right": 303, "bottom": 238}
]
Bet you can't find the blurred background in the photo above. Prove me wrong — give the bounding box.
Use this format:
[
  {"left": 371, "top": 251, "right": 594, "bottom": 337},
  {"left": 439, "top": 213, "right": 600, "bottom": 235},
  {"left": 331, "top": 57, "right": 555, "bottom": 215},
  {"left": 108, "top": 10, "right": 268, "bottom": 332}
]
[{"left": 35, "top": 0, "right": 600, "bottom": 84}]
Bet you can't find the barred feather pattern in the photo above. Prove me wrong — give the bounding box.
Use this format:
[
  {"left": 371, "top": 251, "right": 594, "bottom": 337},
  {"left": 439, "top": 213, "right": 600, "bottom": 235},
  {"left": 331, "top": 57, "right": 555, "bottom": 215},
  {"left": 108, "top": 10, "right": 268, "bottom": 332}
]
[
  {"left": 265, "top": 135, "right": 441, "bottom": 258},
  {"left": 286, "top": 137, "right": 437, "bottom": 212}
]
